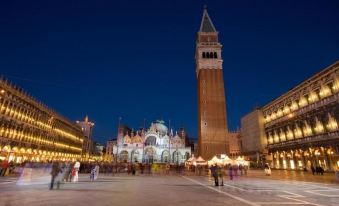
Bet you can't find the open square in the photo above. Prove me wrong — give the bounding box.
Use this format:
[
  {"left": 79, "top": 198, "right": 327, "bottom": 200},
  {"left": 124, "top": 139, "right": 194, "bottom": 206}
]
[{"left": 1, "top": 172, "right": 339, "bottom": 206}]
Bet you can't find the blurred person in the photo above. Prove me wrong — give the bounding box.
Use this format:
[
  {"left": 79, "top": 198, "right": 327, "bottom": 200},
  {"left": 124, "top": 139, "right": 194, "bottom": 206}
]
[
  {"left": 94, "top": 163, "right": 100, "bottom": 180},
  {"left": 127, "top": 163, "right": 131, "bottom": 175},
  {"left": 72, "top": 160, "right": 80, "bottom": 182},
  {"left": 244, "top": 165, "right": 248, "bottom": 176},
  {"left": 218, "top": 165, "right": 224, "bottom": 186},
  {"left": 50, "top": 162, "right": 62, "bottom": 190},
  {"left": 239, "top": 164, "right": 243, "bottom": 176},
  {"left": 1, "top": 158, "right": 9, "bottom": 176},
  {"left": 228, "top": 164, "right": 233, "bottom": 180},
  {"left": 311, "top": 164, "right": 315, "bottom": 175},
  {"left": 165, "top": 163, "right": 170, "bottom": 175},
  {"left": 90, "top": 165, "right": 96, "bottom": 181},
  {"left": 210, "top": 164, "right": 219, "bottom": 186},
  {"left": 264, "top": 163, "right": 271, "bottom": 176},
  {"left": 139, "top": 163, "right": 144, "bottom": 174},
  {"left": 62, "top": 162, "right": 71, "bottom": 182}
]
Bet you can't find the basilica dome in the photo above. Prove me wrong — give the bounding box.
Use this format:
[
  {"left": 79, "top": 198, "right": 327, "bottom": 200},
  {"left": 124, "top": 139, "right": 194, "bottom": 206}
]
[{"left": 154, "top": 120, "right": 168, "bottom": 135}]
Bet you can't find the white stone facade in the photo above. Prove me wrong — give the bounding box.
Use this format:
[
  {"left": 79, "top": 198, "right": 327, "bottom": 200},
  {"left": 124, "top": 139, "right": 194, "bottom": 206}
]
[{"left": 115, "top": 121, "right": 191, "bottom": 164}]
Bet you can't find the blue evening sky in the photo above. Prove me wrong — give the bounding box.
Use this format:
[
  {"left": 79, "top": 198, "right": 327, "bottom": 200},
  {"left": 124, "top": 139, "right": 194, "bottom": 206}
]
[{"left": 1, "top": 0, "right": 338, "bottom": 144}]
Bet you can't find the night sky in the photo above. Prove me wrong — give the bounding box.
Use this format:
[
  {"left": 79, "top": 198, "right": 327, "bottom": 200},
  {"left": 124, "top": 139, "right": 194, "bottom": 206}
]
[{"left": 1, "top": 0, "right": 338, "bottom": 144}]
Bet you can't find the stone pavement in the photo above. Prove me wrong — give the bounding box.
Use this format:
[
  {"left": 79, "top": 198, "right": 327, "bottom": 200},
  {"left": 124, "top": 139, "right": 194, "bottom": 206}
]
[
  {"left": 246, "top": 169, "right": 339, "bottom": 184},
  {"left": 0, "top": 173, "right": 339, "bottom": 206}
]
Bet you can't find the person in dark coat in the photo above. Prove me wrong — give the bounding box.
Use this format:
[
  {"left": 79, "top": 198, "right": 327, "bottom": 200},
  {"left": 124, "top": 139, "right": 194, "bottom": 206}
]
[
  {"left": 218, "top": 165, "right": 224, "bottom": 186},
  {"left": 311, "top": 165, "right": 315, "bottom": 175},
  {"left": 210, "top": 164, "right": 219, "bottom": 186},
  {"left": 50, "top": 162, "right": 62, "bottom": 190}
]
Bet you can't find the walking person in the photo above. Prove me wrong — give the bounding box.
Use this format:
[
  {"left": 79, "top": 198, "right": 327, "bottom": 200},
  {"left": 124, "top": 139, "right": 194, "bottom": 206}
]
[
  {"left": 139, "top": 163, "right": 144, "bottom": 175},
  {"left": 165, "top": 163, "right": 170, "bottom": 175},
  {"left": 61, "top": 162, "right": 70, "bottom": 182},
  {"left": 94, "top": 163, "right": 100, "bottom": 180},
  {"left": 0, "top": 159, "right": 9, "bottom": 176},
  {"left": 50, "top": 162, "right": 62, "bottom": 190},
  {"left": 311, "top": 164, "right": 315, "bottom": 175},
  {"left": 228, "top": 164, "right": 233, "bottom": 180},
  {"left": 210, "top": 164, "right": 219, "bottom": 186},
  {"left": 264, "top": 163, "right": 271, "bottom": 176},
  {"left": 218, "top": 165, "right": 224, "bottom": 186},
  {"left": 131, "top": 163, "right": 136, "bottom": 175},
  {"left": 72, "top": 160, "right": 80, "bottom": 182}
]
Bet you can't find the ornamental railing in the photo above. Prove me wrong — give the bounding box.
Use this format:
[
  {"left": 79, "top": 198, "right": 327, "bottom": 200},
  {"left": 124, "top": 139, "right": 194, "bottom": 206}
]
[
  {"left": 267, "top": 131, "right": 339, "bottom": 149},
  {"left": 265, "top": 93, "right": 339, "bottom": 128}
]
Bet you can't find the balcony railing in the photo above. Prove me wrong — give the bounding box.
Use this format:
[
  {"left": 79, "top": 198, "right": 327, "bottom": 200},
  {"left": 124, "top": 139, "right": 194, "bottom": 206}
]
[
  {"left": 267, "top": 131, "right": 339, "bottom": 149},
  {"left": 265, "top": 93, "right": 339, "bottom": 128}
]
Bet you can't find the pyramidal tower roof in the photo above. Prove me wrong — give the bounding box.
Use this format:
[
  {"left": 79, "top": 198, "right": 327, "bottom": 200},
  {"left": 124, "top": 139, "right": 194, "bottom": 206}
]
[{"left": 199, "top": 7, "right": 217, "bottom": 32}]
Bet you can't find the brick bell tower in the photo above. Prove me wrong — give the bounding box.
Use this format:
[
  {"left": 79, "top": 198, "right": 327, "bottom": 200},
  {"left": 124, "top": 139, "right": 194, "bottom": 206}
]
[{"left": 196, "top": 7, "right": 229, "bottom": 159}]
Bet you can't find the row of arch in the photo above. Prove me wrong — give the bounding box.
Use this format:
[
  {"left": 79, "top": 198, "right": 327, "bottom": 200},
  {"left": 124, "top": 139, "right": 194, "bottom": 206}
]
[
  {"left": 119, "top": 149, "right": 190, "bottom": 163},
  {"left": 0, "top": 117, "right": 82, "bottom": 153},
  {"left": 202, "top": 52, "right": 217, "bottom": 59},
  {"left": 0, "top": 86, "right": 83, "bottom": 143}
]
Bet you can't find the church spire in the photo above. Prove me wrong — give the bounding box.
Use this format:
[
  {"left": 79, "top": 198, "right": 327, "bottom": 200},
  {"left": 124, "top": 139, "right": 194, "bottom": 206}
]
[{"left": 199, "top": 6, "right": 217, "bottom": 33}]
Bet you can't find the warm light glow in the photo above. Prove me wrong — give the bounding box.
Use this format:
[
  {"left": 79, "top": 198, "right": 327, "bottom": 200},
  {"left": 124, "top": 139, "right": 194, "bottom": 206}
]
[
  {"left": 287, "top": 126, "right": 294, "bottom": 140},
  {"left": 299, "top": 96, "right": 308, "bottom": 107},
  {"left": 319, "top": 85, "right": 331, "bottom": 98},
  {"left": 333, "top": 78, "right": 339, "bottom": 92},
  {"left": 308, "top": 91, "right": 319, "bottom": 103},
  {"left": 279, "top": 128, "right": 286, "bottom": 141},
  {"left": 314, "top": 117, "right": 324, "bottom": 134},
  {"left": 277, "top": 109, "right": 283, "bottom": 118},
  {"left": 290, "top": 101, "right": 299, "bottom": 111},
  {"left": 265, "top": 115, "right": 271, "bottom": 123},
  {"left": 283, "top": 105, "right": 290, "bottom": 115},
  {"left": 294, "top": 124, "right": 303, "bottom": 138},
  {"left": 0, "top": 89, "right": 5, "bottom": 94},
  {"left": 303, "top": 120, "right": 313, "bottom": 136},
  {"left": 326, "top": 113, "right": 338, "bottom": 131},
  {"left": 314, "top": 150, "right": 321, "bottom": 156},
  {"left": 274, "top": 131, "right": 280, "bottom": 143},
  {"left": 271, "top": 112, "right": 277, "bottom": 120}
]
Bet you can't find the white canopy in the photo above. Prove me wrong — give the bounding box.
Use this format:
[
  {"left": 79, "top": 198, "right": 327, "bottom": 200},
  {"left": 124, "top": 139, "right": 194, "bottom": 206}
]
[
  {"left": 222, "top": 155, "right": 233, "bottom": 165},
  {"left": 186, "top": 156, "right": 197, "bottom": 162},
  {"left": 196, "top": 156, "right": 205, "bottom": 162},
  {"left": 208, "top": 156, "right": 223, "bottom": 165},
  {"left": 235, "top": 156, "right": 249, "bottom": 166}
]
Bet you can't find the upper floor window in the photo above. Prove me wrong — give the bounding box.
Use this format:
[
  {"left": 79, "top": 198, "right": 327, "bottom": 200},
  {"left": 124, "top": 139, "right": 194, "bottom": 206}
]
[{"left": 202, "top": 51, "right": 217, "bottom": 59}]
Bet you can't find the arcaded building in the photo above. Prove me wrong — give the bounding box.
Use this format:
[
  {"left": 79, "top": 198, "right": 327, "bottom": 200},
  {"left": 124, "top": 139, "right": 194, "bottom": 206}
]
[
  {"left": 263, "top": 61, "right": 339, "bottom": 171},
  {"left": 0, "top": 77, "right": 84, "bottom": 163},
  {"left": 196, "top": 8, "right": 229, "bottom": 160},
  {"left": 115, "top": 120, "right": 191, "bottom": 164},
  {"left": 241, "top": 61, "right": 339, "bottom": 171}
]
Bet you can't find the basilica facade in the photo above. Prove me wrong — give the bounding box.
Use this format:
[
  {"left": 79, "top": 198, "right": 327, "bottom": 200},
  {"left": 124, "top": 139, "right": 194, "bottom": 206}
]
[{"left": 115, "top": 120, "right": 191, "bottom": 164}]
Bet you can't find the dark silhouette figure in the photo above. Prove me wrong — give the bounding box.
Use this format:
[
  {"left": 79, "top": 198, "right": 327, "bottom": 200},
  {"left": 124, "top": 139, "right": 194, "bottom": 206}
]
[
  {"left": 50, "top": 162, "right": 62, "bottom": 190},
  {"left": 210, "top": 164, "right": 219, "bottom": 186}
]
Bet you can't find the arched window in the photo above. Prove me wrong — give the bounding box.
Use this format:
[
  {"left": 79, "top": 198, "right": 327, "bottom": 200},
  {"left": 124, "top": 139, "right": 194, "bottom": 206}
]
[
  {"left": 210, "top": 52, "right": 213, "bottom": 58},
  {"left": 202, "top": 52, "right": 206, "bottom": 58},
  {"left": 214, "top": 52, "right": 217, "bottom": 58},
  {"left": 145, "top": 136, "right": 157, "bottom": 146},
  {"left": 206, "top": 52, "right": 210, "bottom": 58}
]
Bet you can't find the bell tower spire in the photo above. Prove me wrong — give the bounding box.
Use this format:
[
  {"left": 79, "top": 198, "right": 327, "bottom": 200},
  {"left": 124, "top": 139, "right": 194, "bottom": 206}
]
[
  {"left": 200, "top": 6, "right": 217, "bottom": 33},
  {"left": 196, "top": 7, "right": 229, "bottom": 159}
]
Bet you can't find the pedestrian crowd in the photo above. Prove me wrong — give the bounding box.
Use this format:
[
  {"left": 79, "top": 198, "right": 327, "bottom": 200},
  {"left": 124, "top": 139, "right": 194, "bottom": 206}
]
[
  {"left": 310, "top": 164, "right": 325, "bottom": 175},
  {"left": 210, "top": 164, "right": 248, "bottom": 186}
]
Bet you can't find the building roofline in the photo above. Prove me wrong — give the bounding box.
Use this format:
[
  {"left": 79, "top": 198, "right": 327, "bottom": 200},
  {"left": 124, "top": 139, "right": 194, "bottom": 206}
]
[{"left": 262, "top": 60, "right": 339, "bottom": 111}]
